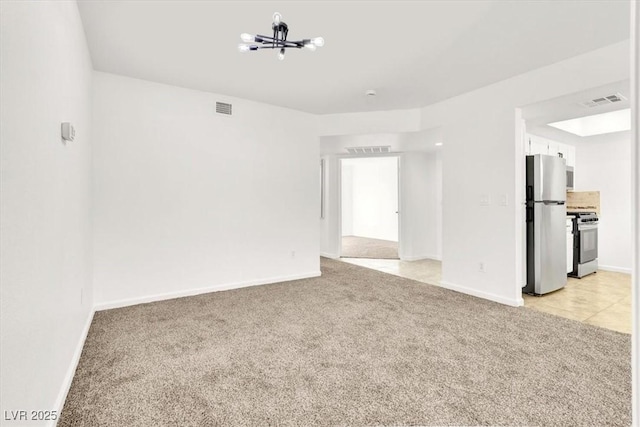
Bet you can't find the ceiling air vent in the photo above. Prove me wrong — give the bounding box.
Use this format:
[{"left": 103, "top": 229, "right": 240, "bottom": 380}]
[
  {"left": 216, "top": 102, "right": 232, "bottom": 115},
  {"left": 579, "top": 93, "right": 626, "bottom": 108},
  {"left": 346, "top": 146, "right": 391, "bottom": 155}
]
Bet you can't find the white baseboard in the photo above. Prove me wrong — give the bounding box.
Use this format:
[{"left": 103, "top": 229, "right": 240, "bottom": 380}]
[
  {"left": 94, "top": 271, "right": 322, "bottom": 311},
  {"left": 52, "top": 308, "right": 95, "bottom": 427},
  {"left": 320, "top": 252, "right": 340, "bottom": 259},
  {"left": 439, "top": 280, "right": 524, "bottom": 307},
  {"left": 598, "top": 264, "right": 632, "bottom": 274},
  {"left": 400, "top": 254, "right": 441, "bottom": 262}
]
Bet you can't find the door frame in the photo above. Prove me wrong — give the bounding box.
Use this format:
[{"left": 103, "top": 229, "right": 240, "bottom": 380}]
[{"left": 337, "top": 153, "right": 402, "bottom": 259}]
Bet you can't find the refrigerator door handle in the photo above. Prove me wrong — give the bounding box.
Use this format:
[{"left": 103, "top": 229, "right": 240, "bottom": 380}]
[{"left": 526, "top": 207, "right": 533, "bottom": 223}]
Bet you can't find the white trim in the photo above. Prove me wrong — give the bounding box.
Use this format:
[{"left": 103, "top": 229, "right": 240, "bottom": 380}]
[
  {"left": 94, "top": 271, "right": 322, "bottom": 311},
  {"left": 320, "top": 252, "right": 340, "bottom": 259},
  {"left": 51, "top": 308, "right": 95, "bottom": 427},
  {"left": 400, "top": 254, "right": 441, "bottom": 262},
  {"left": 515, "top": 109, "right": 527, "bottom": 302},
  {"left": 439, "top": 280, "right": 524, "bottom": 307},
  {"left": 598, "top": 265, "right": 632, "bottom": 274},
  {"left": 629, "top": 1, "right": 639, "bottom": 424}
]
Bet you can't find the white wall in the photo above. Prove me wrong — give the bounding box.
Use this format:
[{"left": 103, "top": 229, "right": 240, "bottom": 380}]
[
  {"left": 320, "top": 155, "right": 342, "bottom": 258},
  {"left": 435, "top": 152, "right": 443, "bottom": 259},
  {"left": 91, "top": 72, "right": 320, "bottom": 307},
  {"left": 399, "top": 151, "right": 442, "bottom": 261},
  {"left": 419, "top": 40, "right": 629, "bottom": 306},
  {"left": 341, "top": 164, "right": 354, "bottom": 236},
  {"left": 321, "top": 40, "right": 629, "bottom": 306},
  {"left": 320, "top": 130, "right": 443, "bottom": 260},
  {"left": 576, "top": 131, "right": 632, "bottom": 272},
  {"left": 320, "top": 128, "right": 444, "bottom": 156},
  {"left": 319, "top": 109, "right": 421, "bottom": 136},
  {"left": 322, "top": 148, "right": 442, "bottom": 260},
  {"left": 341, "top": 157, "right": 398, "bottom": 241},
  {"left": 0, "top": 0, "right": 94, "bottom": 421}
]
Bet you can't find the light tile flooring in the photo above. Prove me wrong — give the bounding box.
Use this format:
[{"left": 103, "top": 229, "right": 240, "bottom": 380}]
[
  {"left": 340, "top": 257, "right": 631, "bottom": 334},
  {"left": 523, "top": 271, "right": 632, "bottom": 334},
  {"left": 340, "top": 257, "right": 442, "bottom": 285}
]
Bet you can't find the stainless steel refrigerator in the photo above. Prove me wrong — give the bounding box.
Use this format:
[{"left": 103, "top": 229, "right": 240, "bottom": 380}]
[{"left": 524, "top": 154, "right": 567, "bottom": 295}]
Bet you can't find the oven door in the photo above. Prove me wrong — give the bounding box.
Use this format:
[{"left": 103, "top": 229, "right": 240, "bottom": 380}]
[{"left": 578, "top": 224, "right": 598, "bottom": 263}]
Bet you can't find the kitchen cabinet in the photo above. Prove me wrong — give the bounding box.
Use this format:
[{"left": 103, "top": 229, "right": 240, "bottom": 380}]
[
  {"left": 529, "top": 139, "right": 549, "bottom": 156},
  {"left": 525, "top": 134, "right": 576, "bottom": 167},
  {"left": 558, "top": 143, "right": 575, "bottom": 168},
  {"left": 549, "top": 141, "right": 575, "bottom": 168}
]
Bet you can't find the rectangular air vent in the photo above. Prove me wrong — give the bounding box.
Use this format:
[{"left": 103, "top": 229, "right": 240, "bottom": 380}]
[
  {"left": 345, "top": 146, "right": 391, "bottom": 154},
  {"left": 579, "top": 92, "right": 626, "bottom": 108},
  {"left": 216, "top": 102, "right": 232, "bottom": 115}
]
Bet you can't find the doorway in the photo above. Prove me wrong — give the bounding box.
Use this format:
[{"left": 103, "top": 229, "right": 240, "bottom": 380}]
[
  {"left": 516, "top": 81, "right": 633, "bottom": 334},
  {"left": 340, "top": 156, "right": 399, "bottom": 259}
]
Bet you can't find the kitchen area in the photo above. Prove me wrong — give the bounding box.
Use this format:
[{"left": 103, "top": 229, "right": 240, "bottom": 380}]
[{"left": 521, "top": 81, "right": 632, "bottom": 334}]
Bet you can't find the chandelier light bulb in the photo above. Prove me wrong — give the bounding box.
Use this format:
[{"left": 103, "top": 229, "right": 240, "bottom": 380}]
[
  {"left": 305, "top": 43, "right": 317, "bottom": 51},
  {"left": 238, "top": 44, "right": 250, "bottom": 53},
  {"left": 240, "top": 33, "right": 255, "bottom": 43},
  {"left": 312, "top": 37, "right": 325, "bottom": 47},
  {"left": 278, "top": 48, "right": 285, "bottom": 61},
  {"left": 273, "top": 12, "right": 282, "bottom": 25}
]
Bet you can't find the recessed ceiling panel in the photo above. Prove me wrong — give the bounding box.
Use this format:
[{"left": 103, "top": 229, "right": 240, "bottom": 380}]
[{"left": 548, "top": 109, "right": 631, "bottom": 137}]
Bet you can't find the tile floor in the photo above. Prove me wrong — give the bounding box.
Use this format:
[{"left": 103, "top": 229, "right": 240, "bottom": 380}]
[
  {"left": 523, "top": 271, "right": 632, "bottom": 334},
  {"left": 340, "top": 257, "right": 442, "bottom": 285},
  {"left": 339, "top": 257, "right": 631, "bottom": 334}
]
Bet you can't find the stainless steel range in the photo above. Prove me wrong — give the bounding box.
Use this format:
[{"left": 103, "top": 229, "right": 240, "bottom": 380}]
[{"left": 567, "top": 211, "right": 598, "bottom": 278}]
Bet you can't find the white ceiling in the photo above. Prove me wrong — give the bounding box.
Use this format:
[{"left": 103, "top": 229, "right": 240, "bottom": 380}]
[
  {"left": 523, "top": 81, "right": 631, "bottom": 125},
  {"left": 522, "top": 80, "right": 631, "bottom": 144},
  {"left": 77, "top": 0, "right": 630, "bottom": 115}
]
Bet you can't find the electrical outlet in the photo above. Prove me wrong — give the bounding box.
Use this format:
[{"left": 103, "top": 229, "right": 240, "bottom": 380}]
[
  {"left": 291, "top": 251, "right": 296, "bottom": 258},
  {"left": 479, "top": 262, "right": 485, "bottom": 273}
]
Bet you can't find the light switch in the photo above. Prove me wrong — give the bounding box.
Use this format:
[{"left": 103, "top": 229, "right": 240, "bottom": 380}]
[
  {"left": 500, "top": 194, "right": 508, "bottom": 206},
  {"left": 61, "top": 122, "right": 75, "bottom": 142},
  {"left": 480, "top": 194, "right": 491, "bottom": 206}
]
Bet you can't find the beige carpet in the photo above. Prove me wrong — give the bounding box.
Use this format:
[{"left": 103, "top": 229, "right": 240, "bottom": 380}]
[
  {"left": 341, "top": 235, "right": 399, "bottom": 259},
  {"left": 60, "top": 258, "right": 631, "bottom": 426}
]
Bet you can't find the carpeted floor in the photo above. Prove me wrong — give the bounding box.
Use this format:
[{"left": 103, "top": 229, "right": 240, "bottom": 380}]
[
  {"left": 60, "top": 258, "right": 631, "bottom": 426},
  {"left": 341, "top": 235, "right": 399, "bottom": 259}
]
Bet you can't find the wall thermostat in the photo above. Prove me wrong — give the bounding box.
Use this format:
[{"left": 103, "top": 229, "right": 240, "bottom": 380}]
[{"left": 61, "top": 122, "right": 75, "bottom": 142}]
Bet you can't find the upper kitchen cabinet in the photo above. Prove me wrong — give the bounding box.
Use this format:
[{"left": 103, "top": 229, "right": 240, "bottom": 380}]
[
  {"left": 525, "top": 134, "right": 576, "bottom": 167},
  {"left": 555, "top": 143, "right": 575, "bottom": 168},
  {"left": 528, "top": 138, "right": 549, "bottom": 156}
]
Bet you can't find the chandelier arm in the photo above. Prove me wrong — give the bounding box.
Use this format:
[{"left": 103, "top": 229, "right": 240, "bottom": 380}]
[
  {"left": 256, "top": 35, "right": 306, "bottom": 48},
  {"left": 257, "top": 40, "right": 303, "bottom": 49},
  {"left": 280, "top": 41, "right": 303, "bottom": 48},
  {"left": 256, "top": 44, "right": 303, "bottom": 50}
]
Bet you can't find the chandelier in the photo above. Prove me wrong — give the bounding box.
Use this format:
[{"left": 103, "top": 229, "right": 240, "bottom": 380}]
[{"left": 238, "top": 12, "right": 324, "bottom": 61}]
